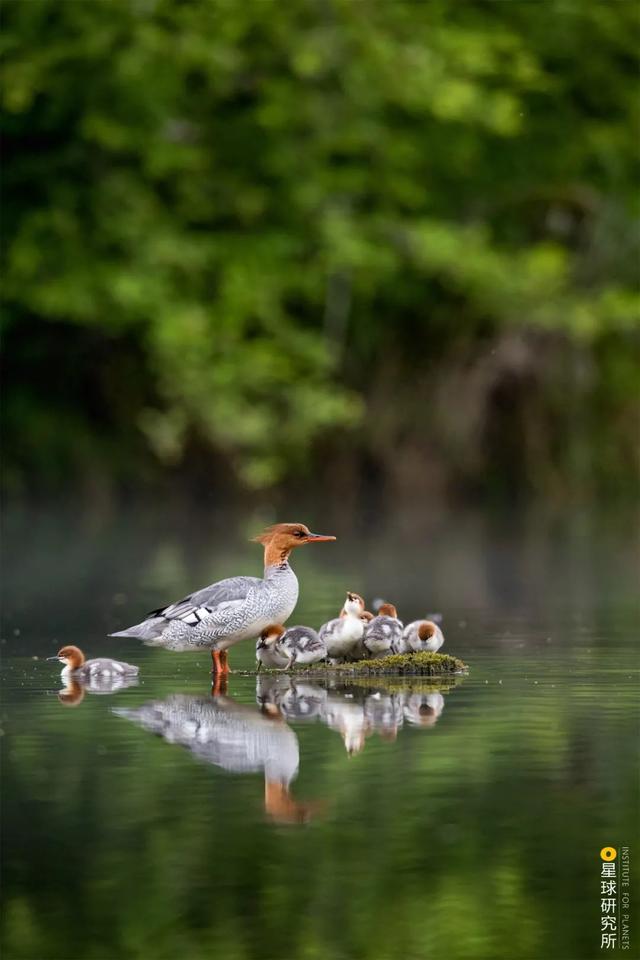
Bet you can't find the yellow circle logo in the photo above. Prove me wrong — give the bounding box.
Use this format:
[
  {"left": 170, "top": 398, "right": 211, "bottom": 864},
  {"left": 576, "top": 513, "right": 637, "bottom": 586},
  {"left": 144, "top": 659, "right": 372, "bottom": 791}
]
[{"left": 601, "top": 847, "right": 617, "bottom": 861}]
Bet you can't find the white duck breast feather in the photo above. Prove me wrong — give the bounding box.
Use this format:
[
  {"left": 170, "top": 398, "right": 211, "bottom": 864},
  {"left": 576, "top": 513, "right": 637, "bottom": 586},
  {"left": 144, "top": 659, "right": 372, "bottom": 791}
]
[{"left": 319, "top": 615, "right": 364, "bottom": 658}]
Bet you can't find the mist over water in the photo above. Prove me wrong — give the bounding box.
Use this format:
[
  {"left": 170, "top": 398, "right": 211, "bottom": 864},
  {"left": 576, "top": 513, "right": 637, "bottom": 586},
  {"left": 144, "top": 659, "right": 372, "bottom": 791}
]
[{"left": 1, "top": 504, "right": 638, "bottom": 960}]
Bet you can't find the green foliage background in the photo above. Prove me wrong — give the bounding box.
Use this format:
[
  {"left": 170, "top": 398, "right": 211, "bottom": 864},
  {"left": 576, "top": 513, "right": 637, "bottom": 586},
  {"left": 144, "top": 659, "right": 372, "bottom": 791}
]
[{"left": 2, "top": 0, "right": 639, "bottom": 499}]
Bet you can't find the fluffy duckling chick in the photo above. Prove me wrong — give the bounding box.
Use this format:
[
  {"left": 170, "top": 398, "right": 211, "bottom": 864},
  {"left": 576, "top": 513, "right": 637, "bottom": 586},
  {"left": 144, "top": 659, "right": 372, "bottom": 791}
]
[
  {"left": 256, "top": 625, "right": 290, "bottom": 671},
  {"left": 403, "top": 619, "right": 445, "bottom": 653},
  {"left": 319, "top": 592, "right": 366, "bottom": 661},
  {"left": 48, "top": 645, "right": 139, "bottom": 680},
  {"left": 363, "top": 603, "right": 403, "bottom": 658},
  {"left": 278, "top": 625, "right": 326, "bottom": 668}
]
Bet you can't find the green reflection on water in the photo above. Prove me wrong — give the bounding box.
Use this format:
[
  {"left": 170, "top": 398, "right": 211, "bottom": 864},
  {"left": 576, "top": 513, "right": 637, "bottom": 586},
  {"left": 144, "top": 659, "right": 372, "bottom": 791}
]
[
  {"left": 2, "top": 660, "right": 638, "bottom": 960},
  {"left": 1, "top": 509, "right": 639, "bottom": 960}
]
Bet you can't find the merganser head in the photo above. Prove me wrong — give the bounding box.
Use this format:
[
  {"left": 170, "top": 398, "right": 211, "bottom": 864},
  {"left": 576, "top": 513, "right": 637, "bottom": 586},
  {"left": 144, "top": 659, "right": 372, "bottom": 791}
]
[
  {"left": 418, "top": 621, "right": 437, "bottom": 641},
  {"left": 378, "top": 603, "right": 398, "bottom": 618},
  {"left": 48, "top": 645, "right": 85, "bottom": 669},
  {"left": 343, "top": 592, "right": 365, "bottom": 617},
  {"left": 257, "top": 624, "right": 286, "bottom": 649},
  {"left": 360, "top": 611, "right": 374, "bottom": 622},
  {"left": 253, "top": 523, "right": 336, "bottom": 566}
]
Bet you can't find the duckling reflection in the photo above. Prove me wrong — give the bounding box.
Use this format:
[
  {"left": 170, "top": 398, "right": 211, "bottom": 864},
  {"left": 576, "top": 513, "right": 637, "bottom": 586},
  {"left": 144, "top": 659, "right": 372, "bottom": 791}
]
[
  {"left": 325, "top": 692, "right": 371, "bottom": 756},
  {"left": 402, "top": 692, "right": 445, "bottom": 727},
  {"left": 57, "top": 672, "right": 139, "bottom": 707},
  {"left": 256, "top": 674, "right": 328, "bottom": 722},
  {"left": 113, "top": 693, "right": 319, "bottom": 824},
  {"left": 255, "top": 675, "right": 454, "bottom": 752},
  {"left": 363, "top": 690, "right": 405, "bottom": 742}
]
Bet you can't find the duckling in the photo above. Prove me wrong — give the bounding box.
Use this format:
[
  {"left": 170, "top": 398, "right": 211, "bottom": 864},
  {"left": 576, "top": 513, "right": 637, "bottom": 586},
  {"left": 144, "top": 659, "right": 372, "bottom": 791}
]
[
  {"left": 403, "top": 619, "right": 445, "bottom": 653},
  {"left": 256, "top": 625, "right": 290, "bottom": 671},
  {"left": 319, "top": 592, "right": 366, "bottom": 661},
  {"left": 48, "top": 645, "right": 139, "bottom": 680},
  {"left": 363, "top": 603, "right": 403, "bottom": 658},
  {"left": 276, "top": 625, "right": 327, "bottom": 668}
]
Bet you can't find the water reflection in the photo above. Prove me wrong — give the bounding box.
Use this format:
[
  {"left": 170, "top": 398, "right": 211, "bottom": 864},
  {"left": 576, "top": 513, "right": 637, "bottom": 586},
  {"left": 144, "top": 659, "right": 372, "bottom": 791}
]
[
  {"left": 57, "top": 672, "right": 139, "bottom": 706},
  {"left": 113, "top": 678, "right": 459, "bottom": 824},
  {"left": 257, "top": 675, "right": 455, "bottom": 754},
  {"left": 113, "top": 692, "right": 319, "bottom": 824}
]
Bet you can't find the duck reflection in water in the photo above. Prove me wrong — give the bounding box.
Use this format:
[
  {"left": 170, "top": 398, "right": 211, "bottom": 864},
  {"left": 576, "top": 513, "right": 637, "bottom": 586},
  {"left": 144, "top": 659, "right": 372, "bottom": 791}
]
[
  {"left": 256, "top": 675, "right": 452, "bottom": 755},
  {"left": 113, "top": 691, "right": 320, "bottom": 825},
  {"left": 57, "top": 671, "right": 139, "bottom": 706}
]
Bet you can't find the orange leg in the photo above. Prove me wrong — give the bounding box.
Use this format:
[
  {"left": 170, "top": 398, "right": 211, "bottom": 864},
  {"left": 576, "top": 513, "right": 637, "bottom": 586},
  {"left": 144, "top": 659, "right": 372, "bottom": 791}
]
[
  {"left": 219, "top": 650, "right": 230, "bottom": 674},
  {"left": 211, "top": 650, "right": 222, "bottom": 673},
  {"left": 211, "top": 672, "right": 228, "bottom": 696}
]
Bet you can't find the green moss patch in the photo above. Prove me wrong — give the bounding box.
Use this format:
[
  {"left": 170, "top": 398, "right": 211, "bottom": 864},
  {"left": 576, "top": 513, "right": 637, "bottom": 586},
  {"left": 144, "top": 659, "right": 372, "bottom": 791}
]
[{"left": 272, "top": 651, "right": 468, "bottom": 678}]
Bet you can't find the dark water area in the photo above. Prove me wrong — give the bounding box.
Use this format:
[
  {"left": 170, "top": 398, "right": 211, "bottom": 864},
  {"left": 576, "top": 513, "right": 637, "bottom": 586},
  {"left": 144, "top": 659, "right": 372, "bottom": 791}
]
[{"left": 1, "top": 504, "right": 639, "bottom": 960}]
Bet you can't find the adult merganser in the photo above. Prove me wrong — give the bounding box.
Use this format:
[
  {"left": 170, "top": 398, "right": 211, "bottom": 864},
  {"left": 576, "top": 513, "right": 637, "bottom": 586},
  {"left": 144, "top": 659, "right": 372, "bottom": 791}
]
[
  {"left": 110, "top": 522, "right": 336, "bottom": 673},
  {"left": 319, "top": 592, "right": 366, "bottom": 661},
  {"left": 48, "top": 645, "right": 139, "bottom": 680},
  {"left": 363, "top": 603, "right": 403, "bottom": 657},
  {"left": 403, "top": 620, "right": 445, "bottom": 653}
]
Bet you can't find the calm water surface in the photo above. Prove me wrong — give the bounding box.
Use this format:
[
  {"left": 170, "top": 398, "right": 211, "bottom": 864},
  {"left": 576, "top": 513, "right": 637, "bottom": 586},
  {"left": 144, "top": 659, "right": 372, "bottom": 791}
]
[{"left": 1, "top": 506, "right": 638, "bottom": 960}]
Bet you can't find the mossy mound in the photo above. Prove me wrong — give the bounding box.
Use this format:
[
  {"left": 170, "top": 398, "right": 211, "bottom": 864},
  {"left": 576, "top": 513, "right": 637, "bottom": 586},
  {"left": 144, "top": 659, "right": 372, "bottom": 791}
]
[{"left": 292, "top": 650, "right": 467, "bottom": 678}]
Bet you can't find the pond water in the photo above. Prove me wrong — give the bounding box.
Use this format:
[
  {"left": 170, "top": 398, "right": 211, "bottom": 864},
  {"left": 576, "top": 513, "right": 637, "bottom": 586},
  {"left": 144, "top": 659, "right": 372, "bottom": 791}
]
[{"left": 1, "top": 505, "right": 638, "bottom": 960}]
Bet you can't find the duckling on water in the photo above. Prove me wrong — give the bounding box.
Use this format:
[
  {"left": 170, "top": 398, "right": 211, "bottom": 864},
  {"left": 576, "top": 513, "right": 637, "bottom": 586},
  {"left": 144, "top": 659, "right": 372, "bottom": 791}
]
[{"left": 48, "top": 645, "right": 139, "bottom": 680}]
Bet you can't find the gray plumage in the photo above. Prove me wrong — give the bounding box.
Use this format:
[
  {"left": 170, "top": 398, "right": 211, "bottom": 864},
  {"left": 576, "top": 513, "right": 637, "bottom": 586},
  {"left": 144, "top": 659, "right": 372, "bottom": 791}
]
[
  {"left": 363, "top": 614, "right": 403, "bottom": 657},
  {"left": 278, "top": 626, "right": 326, "bottom": 667},
  {"left": 114, "top": 694, "right": 299, "bottom": 784},
  {"left": 110, "top": 564, "right": 299, "bottom": 652},
  {"left": 69, "top": 658, "right": 139, "bottom": 679}
]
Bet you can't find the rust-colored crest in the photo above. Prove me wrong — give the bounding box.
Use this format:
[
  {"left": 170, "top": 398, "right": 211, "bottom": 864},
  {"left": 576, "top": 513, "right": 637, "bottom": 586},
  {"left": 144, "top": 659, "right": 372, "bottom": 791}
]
[
  {"left": 57, "top": 645, "right": 85, "bottom": 667},
  {"left": 417, "top": 621, "right": 437, "bottom": 641},
  {"left": 378, "top": 603, "right": 398, "bottom": 618}
]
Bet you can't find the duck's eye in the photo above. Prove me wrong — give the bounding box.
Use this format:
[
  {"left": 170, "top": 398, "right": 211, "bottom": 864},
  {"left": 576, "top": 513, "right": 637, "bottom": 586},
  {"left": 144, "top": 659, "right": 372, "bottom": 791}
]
[{"left": 294, "top": 530, "right": 304, "bottom": 538}]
